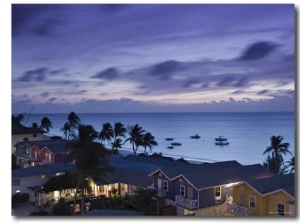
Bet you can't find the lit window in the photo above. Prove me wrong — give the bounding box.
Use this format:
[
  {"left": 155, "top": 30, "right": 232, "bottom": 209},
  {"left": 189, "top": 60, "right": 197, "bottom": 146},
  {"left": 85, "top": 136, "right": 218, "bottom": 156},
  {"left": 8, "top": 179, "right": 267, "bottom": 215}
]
[
  {"left": 163, "top": 180, "right": 168, "bottom": 191},
  {"left": 249, "top": 195, "right": 256, "bottom": 208},
  {"left": 180, "top": 185, "right": 185, "bottom": 197},
  {"left": 277, "top": 203, "right": 285, "bottom": 216}
]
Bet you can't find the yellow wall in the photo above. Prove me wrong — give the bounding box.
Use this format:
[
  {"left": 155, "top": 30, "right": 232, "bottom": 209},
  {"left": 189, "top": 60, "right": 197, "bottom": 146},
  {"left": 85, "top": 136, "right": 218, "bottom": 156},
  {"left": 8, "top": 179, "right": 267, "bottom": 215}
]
[
  {"left": 267, "top": 191, "right": 294, "bottom": 216},
  {"left": 233, "top": 183, "right": 293, "bottom": 216}
]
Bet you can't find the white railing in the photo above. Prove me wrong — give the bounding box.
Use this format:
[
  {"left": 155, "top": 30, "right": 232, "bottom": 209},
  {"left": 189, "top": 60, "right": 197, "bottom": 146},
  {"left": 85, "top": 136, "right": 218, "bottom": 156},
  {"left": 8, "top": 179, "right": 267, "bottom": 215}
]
[
  {"left": 226, "top": 202, "right": 254, "bottom": 216},
  {"left": 175, "top": 195, "right": 198, "bottom": 210}
]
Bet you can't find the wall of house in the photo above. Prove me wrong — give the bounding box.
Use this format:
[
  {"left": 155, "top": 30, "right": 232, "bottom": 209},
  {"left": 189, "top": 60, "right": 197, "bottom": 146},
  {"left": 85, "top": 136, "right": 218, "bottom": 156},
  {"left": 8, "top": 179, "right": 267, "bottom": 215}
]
[
  {"left": 267, "top": 191, "right": 294, "bottom": 216},
  {"left": 12, "top": 175, "right": 49, "bottom": 197},
  {"left": 232, "top": 183, "right": 268, "bottom": 216},
  {"left": 12, "top": 133, "right": 44, "bottom": 152},
  {"left": 152, "top": 172, "right": 175, "bottom": 200}
]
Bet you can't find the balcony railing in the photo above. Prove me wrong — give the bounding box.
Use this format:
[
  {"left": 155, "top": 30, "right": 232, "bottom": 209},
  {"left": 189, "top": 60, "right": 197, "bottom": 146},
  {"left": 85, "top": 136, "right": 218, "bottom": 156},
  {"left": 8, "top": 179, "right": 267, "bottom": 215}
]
[
  {"left": 175, "top": 195, "right": 198, "bottom": 210},
  {"left": 226, "top": 202, "right": 254, "bottom": 216}
]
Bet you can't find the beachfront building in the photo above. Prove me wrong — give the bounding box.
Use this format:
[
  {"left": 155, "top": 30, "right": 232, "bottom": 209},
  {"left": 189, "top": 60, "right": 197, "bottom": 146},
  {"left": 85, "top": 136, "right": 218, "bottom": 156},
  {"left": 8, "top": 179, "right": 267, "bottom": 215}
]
[
  {"left": 14, "top": 139, "right": 77, "bottom": 168},
  {"left": 148, "top": 161, "right": 275, "bottom": 216},
  {"left": 230, "top": 173, "right": 295, "bottom": 216},
  {"left": 12, "top": 124, "right": 46, "bottom": 153},
  {"left": 12, "top": 163, "right": 76, "bottom": 206}
]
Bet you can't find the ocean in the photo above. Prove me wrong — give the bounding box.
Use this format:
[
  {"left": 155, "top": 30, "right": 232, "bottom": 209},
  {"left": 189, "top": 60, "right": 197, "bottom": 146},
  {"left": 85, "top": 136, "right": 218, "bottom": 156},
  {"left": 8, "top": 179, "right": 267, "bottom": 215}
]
[{"left": 21, "top": 112, "right": 295, "bottom": 166}]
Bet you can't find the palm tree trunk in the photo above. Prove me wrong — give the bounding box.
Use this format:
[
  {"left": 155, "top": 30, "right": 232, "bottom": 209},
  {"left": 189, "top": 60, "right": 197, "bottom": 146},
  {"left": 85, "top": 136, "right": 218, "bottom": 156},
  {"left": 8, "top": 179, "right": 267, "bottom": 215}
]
[
  {"left": 72, "top": 174, "right": 82, "bottom": 215},
  {"left": 81, "top": 178, "right": 85, "bottom": 215}
]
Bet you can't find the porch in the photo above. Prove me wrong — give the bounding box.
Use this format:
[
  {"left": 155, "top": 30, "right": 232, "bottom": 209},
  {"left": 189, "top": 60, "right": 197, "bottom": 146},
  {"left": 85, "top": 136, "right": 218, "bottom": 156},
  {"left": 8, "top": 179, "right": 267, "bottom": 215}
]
[{"left": 175, "top": 195, "right": 198, "bottom": 210}]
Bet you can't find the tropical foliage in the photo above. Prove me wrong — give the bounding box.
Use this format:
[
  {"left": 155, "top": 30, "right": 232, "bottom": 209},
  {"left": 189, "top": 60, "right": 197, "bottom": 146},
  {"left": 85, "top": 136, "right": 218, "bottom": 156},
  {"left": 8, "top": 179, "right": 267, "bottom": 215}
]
[
  {"left": 263, "top": 135, "right": 291, "bottom": 174},
  {"left": 287, "top": 156, "right": 295, "bottom": 173},
  {"left": 61, "top": 112, "right": 81, "bottom": 139},
  {"left": 125, "top": 124, "right": 145, "bottom": 155},
  {"left": 70, "top": 124, "right": 114, "bottom": 215},
  {"left": 40, "top": 117, "right": 53, "bottom": 132},
  {"left": 12, "top": 154, "right": 20, "bottom": 170}
]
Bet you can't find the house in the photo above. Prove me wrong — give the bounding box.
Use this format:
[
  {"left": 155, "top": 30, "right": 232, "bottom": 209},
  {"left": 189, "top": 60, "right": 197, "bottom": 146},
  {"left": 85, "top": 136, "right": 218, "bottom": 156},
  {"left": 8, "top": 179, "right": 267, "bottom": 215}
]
[
  {"left": 12, "top": 124, "right": 46, "bottom": 153},
  {"left": 231, "top": 173, "right": 295, "bottom": 216},
  {"left": 12, "top": 163, "right": 76, "bottom": 206},
  {"left": 148, "top": 161, "right": 275, "bottom": 216},
  {"left": 14, "top": 139, "right": 77, "bottom": 167},
  {"left": 90, "top": 154, "right": 185, "bottom": 198}
]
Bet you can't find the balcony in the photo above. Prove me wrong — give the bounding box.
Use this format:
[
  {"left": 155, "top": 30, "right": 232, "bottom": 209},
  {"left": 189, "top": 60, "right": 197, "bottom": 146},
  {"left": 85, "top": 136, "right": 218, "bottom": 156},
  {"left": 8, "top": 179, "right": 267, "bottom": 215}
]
[
  {"left": 226, "top": 202, "right": 254, "bottom": 216},
  {"left": 175, "top": 195, "right": 198, "bottom": 210}
]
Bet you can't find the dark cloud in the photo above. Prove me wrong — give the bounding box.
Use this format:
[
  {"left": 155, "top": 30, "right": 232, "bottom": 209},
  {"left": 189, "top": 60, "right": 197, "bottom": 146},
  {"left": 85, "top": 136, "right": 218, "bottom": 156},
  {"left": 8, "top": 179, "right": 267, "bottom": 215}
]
[
  {"left": 12, "top": 4, "right": 62, "bottom": 37},
  {"left": 232, "top": 90, "right": 244, "bottom": 94},
  {"left": 149, "top": 60, "right": 185, "bottom": 80},
  {"left": 49, "top": 97, "right": 57, "bottom": 102},
  {"left": 217, "top": 76, "right": 249, "bottom": 87},
  {"left": 239, "top": 41, "right": 277, "bottom": 60},
  {"left": 99, "top": 4, "right": 129, "bottom": 13},
  {"left": 234, "top": 77, "right": 248, "bottom": 87},
  {"left": 182, "top": 79, "right": 201, "bottom": 88},
  {"left": 201, "top": 83, "right": 209, "bottom": 88},
  {"left": 91, "top": 67, "right": 119, "bottom": 80},
  {"left": 216, "top": 76, "right": 235, "bottom": 87},
  {"left": 40, "top": 92, "right": 50, "bottom": 98},
  {"left": 31, "top": 18, "right": 62, "bottom": 36},
  {"left": 257, "top": 89, "right": 269, "bottom": 95},
  {"left": 17, "top": 67, "right": 48, "bottom": 82}
]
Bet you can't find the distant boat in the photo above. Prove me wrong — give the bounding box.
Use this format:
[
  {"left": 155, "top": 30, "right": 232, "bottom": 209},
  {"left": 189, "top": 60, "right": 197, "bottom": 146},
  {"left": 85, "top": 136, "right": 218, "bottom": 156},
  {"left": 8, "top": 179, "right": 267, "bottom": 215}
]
[
  {"left": 171, "top": 142, "right": 182, "bottom": 146},
  {"left": 215, "top": 135, "right": 229, "bottom": 146},
  {"left": 167, "top": 146, "right": 174, "bottom": 149},
  {"left": 190, "top": 134, "right": 201, "bottom": 139},
  {"left": 215, "top": 136, "right": 227, "bottom": 141},
  {"left": 215, "top": 141, "right": 229, "bottom": 146},
  {"left": 165, "top": 138, "right": 174, "bottom": 141}
]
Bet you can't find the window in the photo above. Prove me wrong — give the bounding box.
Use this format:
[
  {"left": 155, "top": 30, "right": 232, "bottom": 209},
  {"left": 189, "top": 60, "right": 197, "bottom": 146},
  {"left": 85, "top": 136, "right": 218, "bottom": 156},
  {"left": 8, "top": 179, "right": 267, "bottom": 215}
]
[
  {"left": 277, "top": 203, "right": 285, "bottom": 216},
  {"left": 215, "top": 186, "right": 221, "bottom": 197},
  {"left": 163, "top": 180, "right": 168, "bottom": 191},
  {"left": 180, "top": 185, "right": 185, "bottom": 197},
  {"left": 249, "top": 195, "right": 256, "bottom": 208},
  {"left": 12, "top": 179, "right": 20, "bottom": 186}
]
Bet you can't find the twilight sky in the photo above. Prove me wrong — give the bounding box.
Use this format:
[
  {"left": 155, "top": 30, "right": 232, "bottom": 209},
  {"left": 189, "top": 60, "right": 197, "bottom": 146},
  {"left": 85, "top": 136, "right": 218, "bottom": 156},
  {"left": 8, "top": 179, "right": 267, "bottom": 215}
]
[{"left": 11, "top": 3, "right": 295, "bottom": 114}]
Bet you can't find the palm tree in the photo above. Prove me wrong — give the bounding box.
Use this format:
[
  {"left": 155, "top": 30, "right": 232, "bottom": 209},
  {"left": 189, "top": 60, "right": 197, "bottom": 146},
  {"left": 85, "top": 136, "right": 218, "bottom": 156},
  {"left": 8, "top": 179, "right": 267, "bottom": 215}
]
[
  {"left": 61, "top": 122, "right": 71, "bottom": 140},
  {"left": 142, "top": 132, "right": 158, "bottom": 154},
  {"left": 99, "top": 123, "right": 114, "bottom": 145},
  {"left": 111, "top": 138, "right": 123, "bottom": 154},
  {"left": 263, "top": 155, "right": 289, "bottom": 175},
  {"left": 12, "top": 113, "right": 25, "bottom": 126},
  {"left": 113, "top": 122, "right": 127, "bottom": 141},
  {"left": 287, "top": 156, "right": 295, "bottom": 173},
  {"left": 68, "top": 112, "right": 81, "bottom": 132},
  {"left": 263, "top": 135, "right": 291, "bottom": 160},
  {"left": 70, "top": 124, "right": 114, "bottom": 215},
  {"left": 124, "top": 124, "right": 145, "bottom": 155},
  {"left": 40, "top": 117, "right": 53, "bottom": 132}
]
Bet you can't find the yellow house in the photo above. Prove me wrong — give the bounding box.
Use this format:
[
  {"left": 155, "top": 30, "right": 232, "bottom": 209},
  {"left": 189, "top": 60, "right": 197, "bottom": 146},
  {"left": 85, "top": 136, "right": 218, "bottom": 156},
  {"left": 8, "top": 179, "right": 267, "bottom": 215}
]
[{"left": 231, "top": 173, "right": 294, "bottom": 216}]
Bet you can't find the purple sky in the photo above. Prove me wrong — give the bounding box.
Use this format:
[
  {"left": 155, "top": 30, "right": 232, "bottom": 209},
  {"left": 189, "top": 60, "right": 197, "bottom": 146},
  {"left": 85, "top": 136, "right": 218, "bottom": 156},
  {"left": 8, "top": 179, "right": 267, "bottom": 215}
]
[{"left": 11, "top": 3, "right": 295, "bottom": 114}]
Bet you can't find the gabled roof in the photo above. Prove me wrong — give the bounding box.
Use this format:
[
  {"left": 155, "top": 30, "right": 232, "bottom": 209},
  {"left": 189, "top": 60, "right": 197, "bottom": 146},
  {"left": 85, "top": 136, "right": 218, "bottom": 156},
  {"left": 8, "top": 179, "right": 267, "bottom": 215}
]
[
  {"left": 16, "top": 139, "right": 76, "bottom": 154},
  {"left": 148, "top": 160, "right": 242, "bottom": 179},
  {"left": 92, "top": 155, "right": 162, "bottom": 187},
  {"left": 181, "top": 163, "right": 275, "bottom": 190},
  {"left": 12, "top": 163, "right": 76, "bottom": 178},
  {"left": 245, "top": 173, "right": 294, "bottom": 197},
  {"left": 12, "top": 124, "right": 45, "bottom": 135}
]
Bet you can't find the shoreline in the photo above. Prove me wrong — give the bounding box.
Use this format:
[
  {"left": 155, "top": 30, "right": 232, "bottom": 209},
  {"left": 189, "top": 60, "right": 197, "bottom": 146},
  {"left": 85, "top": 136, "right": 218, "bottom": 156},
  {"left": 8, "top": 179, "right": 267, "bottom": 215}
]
[{"left": 117, "top": 148, "right": 211, "bottom": 165}]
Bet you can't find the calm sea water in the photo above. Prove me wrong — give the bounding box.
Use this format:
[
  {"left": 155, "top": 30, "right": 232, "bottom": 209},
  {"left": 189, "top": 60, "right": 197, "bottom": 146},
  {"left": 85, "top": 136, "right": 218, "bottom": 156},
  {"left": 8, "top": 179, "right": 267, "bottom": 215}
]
[{"left": 21, "top": 112, "right": 295, "bottom": 166}]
